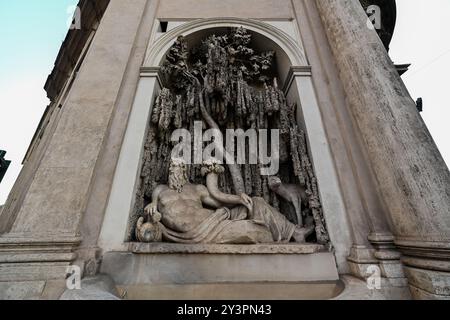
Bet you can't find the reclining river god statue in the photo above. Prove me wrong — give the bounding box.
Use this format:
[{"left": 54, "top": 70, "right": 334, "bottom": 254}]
[{"left": 136, "top": 159, "right": 315, "bottom": 244}]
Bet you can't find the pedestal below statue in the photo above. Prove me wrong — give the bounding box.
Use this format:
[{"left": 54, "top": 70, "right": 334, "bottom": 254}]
[{"left": 101, "top": 243, "right": 341, "bottom": 300}]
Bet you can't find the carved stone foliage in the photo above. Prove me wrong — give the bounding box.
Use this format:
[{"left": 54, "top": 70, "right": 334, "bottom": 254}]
[{"left": 131, "top": 28, "right": 329, "bottom": 244}]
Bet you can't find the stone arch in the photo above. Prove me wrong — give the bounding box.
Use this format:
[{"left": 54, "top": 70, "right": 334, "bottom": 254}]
[
  {"left": 143, "top": 18, "right": 308, "bottom": 85},
  {"left": 99, "top": 17, "right": 351, "bottom": 273}
]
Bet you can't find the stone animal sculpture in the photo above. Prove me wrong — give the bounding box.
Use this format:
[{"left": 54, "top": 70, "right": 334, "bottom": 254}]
[
  {"left": 135, "top": 210, "right": 163, "bottom": 243},
  {"left": 268, "top": 176, "right": 308, "bottom": 226},
  {"left": 136, "top": 28, "right": 330, "bottom": 244}
]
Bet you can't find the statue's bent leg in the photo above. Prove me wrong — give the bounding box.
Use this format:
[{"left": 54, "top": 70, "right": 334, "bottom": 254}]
[
  {"left": 251, "top": 197, "right": 297, "bottom": 243},
  {"left": 213, "top": 220, "right": 274, "bottom": 244}
]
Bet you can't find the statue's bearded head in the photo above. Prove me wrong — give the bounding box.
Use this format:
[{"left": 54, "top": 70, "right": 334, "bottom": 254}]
[{"left": 168, "top": 159, "right": 188, "bottom": 193}]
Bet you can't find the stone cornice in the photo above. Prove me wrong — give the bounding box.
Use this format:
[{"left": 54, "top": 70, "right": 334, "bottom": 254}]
[
  {"left": 0, "top": 233, "right": 81, "bottom": 265},
  {"left": 140, "top": 66, "right": 164, "bottom": 88},
  {"left": 44, "top": 0, "right": 110, "bottom": 102},
  {"left": 360, "top": 0, "right": 397, "bottom": 50},
  {"left": 144, "top": 17, "right": 308, "bottom": 67},
  {"left": 282, "top": 66, "right": 312, "bottom": 94}
]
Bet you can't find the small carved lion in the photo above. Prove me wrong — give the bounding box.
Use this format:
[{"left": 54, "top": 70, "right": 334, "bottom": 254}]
[
  {"left": 268, "top": 176, "right": 308, "bottom": 226},
  {"left": 135, "top": 211, "right": 163, "bottom": 243}
]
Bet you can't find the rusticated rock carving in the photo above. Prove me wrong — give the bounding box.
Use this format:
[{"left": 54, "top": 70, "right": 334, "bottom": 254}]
[{"left": 132, "top": 28, "right": 329, "bottom": 244}]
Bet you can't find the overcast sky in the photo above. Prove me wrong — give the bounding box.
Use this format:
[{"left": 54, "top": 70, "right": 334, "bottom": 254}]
[{"left": 0, "top": 0, "right": 449, "bottom": 204}]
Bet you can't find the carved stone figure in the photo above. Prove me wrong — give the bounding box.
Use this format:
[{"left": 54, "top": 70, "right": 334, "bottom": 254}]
[
  {"left": 268, "top": 176, "right": 308, "bottom": 226},
  {"left": 136, "top": 159, "right": 315, "bottom": 244},
  {"left": 132, "top": 28, "right": 330, "bottom": 245},
  {"left": 135, "top": 211, "right": 163, "bottom": 243}
]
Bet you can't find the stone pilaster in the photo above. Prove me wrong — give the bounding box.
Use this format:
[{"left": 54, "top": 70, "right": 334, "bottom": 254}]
[
  {"left": 315, "top": 0, "right": 450, "bottom": 299},
  {"left": 0, "top": 0, "right": 149, "bottom": 298}
]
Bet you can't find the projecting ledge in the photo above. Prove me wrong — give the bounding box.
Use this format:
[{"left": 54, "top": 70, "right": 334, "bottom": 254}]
[
  {"left": 102, "top": 245, "right": 339, "bottom": 285},
  {"left": 129, "top": 242, "right": 326, "bottom": 254}
]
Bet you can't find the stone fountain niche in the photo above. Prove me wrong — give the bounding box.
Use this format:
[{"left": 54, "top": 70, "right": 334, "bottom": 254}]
[
  {"left": 131, "top": 27, "right": 329, "bottom": 245},
  {"left": 99, "top": 20, "right": 348, "bottom": 299}
]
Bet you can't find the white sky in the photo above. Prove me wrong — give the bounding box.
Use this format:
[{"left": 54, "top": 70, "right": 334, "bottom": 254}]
[{"left": 0, "top": 0, "right": 449, "bottom": 204}]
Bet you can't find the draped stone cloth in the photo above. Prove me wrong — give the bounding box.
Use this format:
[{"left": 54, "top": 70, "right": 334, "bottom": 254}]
[{"left": 159, "top": 197, "right": 296, "bottom": 244}]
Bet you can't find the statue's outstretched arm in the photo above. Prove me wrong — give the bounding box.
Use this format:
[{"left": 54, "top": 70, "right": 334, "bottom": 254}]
[
  {"left": 205, "top": 170, "right": 253, "bottom": 214},
  {"left": 201, "top": 161, "right": 253, "bottom": 213},
  {"left": 206, "top": 173, "right": 242, "bottom": 206},
  {"left": 198, "top": 185, "right": 223, "bottom": 209}
]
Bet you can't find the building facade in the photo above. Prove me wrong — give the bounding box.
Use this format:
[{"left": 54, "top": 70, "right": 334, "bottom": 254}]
[{"left": 0, "top": 0, "right": 449, "bottom": 300}]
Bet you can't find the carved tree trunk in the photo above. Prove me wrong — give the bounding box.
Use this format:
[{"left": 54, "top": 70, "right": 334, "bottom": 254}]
[{"left": 198, "top": 89, "right": 246, "bottom": 194}]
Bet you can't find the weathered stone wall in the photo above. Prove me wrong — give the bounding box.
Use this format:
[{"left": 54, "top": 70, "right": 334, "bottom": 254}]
[{"left": 157, "top": 0, "right": 294, "bottom": 20}]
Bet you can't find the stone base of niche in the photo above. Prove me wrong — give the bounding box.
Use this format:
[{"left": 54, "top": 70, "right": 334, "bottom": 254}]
[
  {"left": 100, "top": 243, "right": 340, "bottom": 299},
  {"left": 129, "top": 242, "right": 327, "bottom": 254}
]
